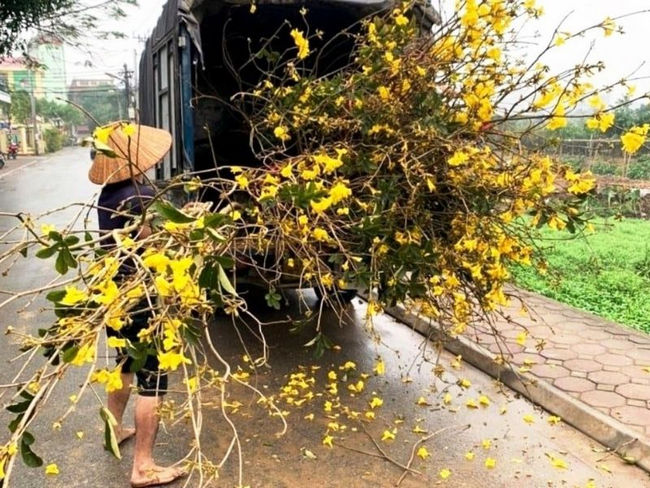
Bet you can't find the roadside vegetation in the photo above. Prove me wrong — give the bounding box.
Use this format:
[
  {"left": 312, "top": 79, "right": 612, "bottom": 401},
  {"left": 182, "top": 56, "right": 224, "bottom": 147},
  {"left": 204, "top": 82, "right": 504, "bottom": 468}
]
[{"left": 511, "top": 217, "right": 650, "bottom": 333}]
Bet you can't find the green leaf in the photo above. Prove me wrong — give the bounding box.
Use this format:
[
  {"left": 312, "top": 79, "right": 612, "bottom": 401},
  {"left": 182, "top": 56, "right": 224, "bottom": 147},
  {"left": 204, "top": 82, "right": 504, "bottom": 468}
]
[
  {"left": 55, "top": 251, "right": 68, "bottom": 275},
  {"left": 154, "top": 201, "right": 195, "bottom": 224},
  {"left": 84, "top": 232, "right": 93, "bottom": 242},
  {"left": 48, "top": 231, "right": 63, "bottom": 242},
  {"left": 6, "top": 400, "right": 31, "bottom": 414},
  {"left": 100, "top": 407, "right": 122, "bottom": 460},
  {"left": 205, "top": 227, "right": 226, "bottom": 242},
  {"left": 8, "top": 415, "right": 23, "bottom": 433},
  {"left": 180, "top": 321, "right": 202, "bottom": 346},
  {"left": 265, "top": 289, "right": 282, "bottom": 310},
  {"left": 19, "top": 246, "right": 28, "bottom": 257},
  {"left": 213, "top": 255, "right": 234, "bottom": 268},
  {"left": 217, "top": 265, "right": 237, "bottom": 296},
  {"left": 64, "top": 235, "right": 80, "bottom": 246},
  {"left": 93, "top": 140, "right": 117, "bottom": 158},
  {"left": 35, "top": 245, "right": 58, "bottom": 259},
  {"left": 21, "top": 432, "right": 35, "bottom": 446},
  {"left": 61, "top": 345, "right": 79, "bottom": 364},
  {"left": 20, "top": 433, "right": 43, "bottom": 468},
  {"left": 19, "top": 390, "right": 35, "bottom": 401},
  {"left": 46, "top": 290, "right": 66, "bottom": 303},
  {"left": 198, "top": 263, "right": 217, "bottom": 290},
  {"left": 61, "top": 248, "right": 78, "bottom": 269},
  {"left": 189, "top": 229, "right": 205, "bottom": 241},
  {"left": 203, "top": 213, "right": 227, "bottom": 228}
]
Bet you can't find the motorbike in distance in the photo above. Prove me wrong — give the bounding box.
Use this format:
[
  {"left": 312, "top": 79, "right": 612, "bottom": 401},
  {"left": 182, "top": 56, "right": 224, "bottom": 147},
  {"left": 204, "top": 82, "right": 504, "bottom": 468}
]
[{"left": 7, "top": 142, "right": 18, "bottom": 160}]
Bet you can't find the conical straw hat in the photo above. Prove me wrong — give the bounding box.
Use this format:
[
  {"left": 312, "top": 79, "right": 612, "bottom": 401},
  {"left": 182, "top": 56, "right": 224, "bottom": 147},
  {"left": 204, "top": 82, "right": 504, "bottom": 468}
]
[{"left": 88, "top": 122, "right": 172, "bottom": 184}]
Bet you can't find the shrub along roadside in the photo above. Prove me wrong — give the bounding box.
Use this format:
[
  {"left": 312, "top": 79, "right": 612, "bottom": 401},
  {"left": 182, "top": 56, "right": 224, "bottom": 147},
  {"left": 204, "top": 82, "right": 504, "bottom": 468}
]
[{"left": 511, "top": 218, "right": 650, "bottom": 333}]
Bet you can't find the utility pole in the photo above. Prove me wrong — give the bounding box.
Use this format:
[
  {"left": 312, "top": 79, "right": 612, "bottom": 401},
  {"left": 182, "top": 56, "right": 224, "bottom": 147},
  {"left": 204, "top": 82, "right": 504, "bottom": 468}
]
[
  {"left": 25, "top": 70, "right": 38, "bottom": 156},
  {"left": 123, "top": 63, "right": 132, "bottom": 121}
]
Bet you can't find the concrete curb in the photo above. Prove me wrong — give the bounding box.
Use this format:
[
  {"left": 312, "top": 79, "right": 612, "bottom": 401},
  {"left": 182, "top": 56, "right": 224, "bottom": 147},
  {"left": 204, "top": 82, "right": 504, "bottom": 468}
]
[{"left": 380, "top": 301, "right": 650, "bottom": 473}]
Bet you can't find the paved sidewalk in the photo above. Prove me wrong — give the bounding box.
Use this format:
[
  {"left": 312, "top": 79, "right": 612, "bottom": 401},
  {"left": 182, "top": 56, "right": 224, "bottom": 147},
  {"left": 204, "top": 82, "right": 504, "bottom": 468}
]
[
  {"left": 474, "top": 289, "right": 650, "bottom": 440},
  {"left": 387, "top": 288, "right": 650, "bottom": 472}
]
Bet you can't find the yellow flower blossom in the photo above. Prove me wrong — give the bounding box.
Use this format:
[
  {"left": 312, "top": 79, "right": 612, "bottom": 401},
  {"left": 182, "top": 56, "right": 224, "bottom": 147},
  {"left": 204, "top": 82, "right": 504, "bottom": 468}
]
[
  {"left": 621, "top": 126, "right": 648, "bottom": 154},
  {"left": 602, "top": 17, "right": 616, "bottom": 36},
  {"left": 373, "top": 359, "right": 385, "bottom": 375},
  {"left": 93, "top": 125, "right": 113, "bottom": 144},
  {"left": 70, "top": 343, "right": 95, "bottom": 366},
  {"left": 40, "top": 223, "right": 56, "bottom": 236},
  {"left": 548, "top": 454, "right": 568, "bottom": 469},
  {"left": 341, "top": 360, "right": 356, "bottom": 370},
  {"left": 485, "top": 457, "right": 496, "bottom": 469},
  {"left": 274, "top": 125, "right": 290, "bottom": 141},
  {"left": 523, "top": 413, "right": 535, "bottom": 424},
  {"left": 122, "top": 123, "right": 136, "bottom": 137},
  {"left": 369, "top": 397, "right": 383, "bottom": 409},
  {"left": 45, "top": 463, "right": 59, "bottom": 475},
  {"left": 93, "top": 279, "right": 119, "bottom": 306},
  {"left": 60, "top": 286, "right": 88, "bottom": 306},
  {"left": 515, "top": 331, "right": 527, "bottom": 346},
  {"left": 547, "top": 415, "right": 562, "bottom": 425},
  {"left": 381, "top": 429, "right": 396, "bottom": 442},
  {"left": 234, "top": 174, "right": 249, "bottom": 189},
  {"left": 394, "top": 14, "right": 409, "bottom": 27},
  {"left": 312, "top": 227, "right": 329, "bottom": 241},
  {"left": 290, "top": 29, "right": 310, "bottom": 59},
  {"left": 107, "top": 337, "right": 127, "bottom": 348},
  {"left": 155, "top": 276, "right": 174, "bottom": 297},
  {"left": 448, "top": 150, "right": 469, "bottom": 167},
  {"left": 91, "top": 368, "right": 123, "bottom": 392},
  {"left": 313, "top": 153, "right": 343, "bottom": 174},
  {"left": 143, "top": 252, "right": 170, "bottom": 273},
  {"left": 310, "top": 197, "right": 333, "bottom": 214},
  {"left": 416, "top": 446, "right": 430, "bottom": 459},
  {"left": 439, "top": 468, "right": 451, "bottom": 479},
  {"left": 280, "top": 163, "right": 293, "bottom": 178},
  {"left": 322, "top": 434, "right": 333, "bottom": 448},
  {"left": 158, "top": 350, "right": 192, "bottom": 371},
  {"left": 329, "top": 181, "right": 352, "bottom": 203},
  {"left": 465, "top": 451, "right": 475, "bottom": 460}
]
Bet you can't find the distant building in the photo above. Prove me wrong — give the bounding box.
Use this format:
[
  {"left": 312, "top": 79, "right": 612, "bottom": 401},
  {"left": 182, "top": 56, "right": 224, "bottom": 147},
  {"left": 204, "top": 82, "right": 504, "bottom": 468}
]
[
  {"left": 0, "top": 57, "right": 45, "bottom": 97},
  {"left": 0, "top": 77, "right": 9, "bottom": 122},
  {"left": 68, "top": 77, "right": 120, "bottom": 99},
  {"left": 29, "top": 35, "right": 67, "bottom": 101},
  {"left": 68, "top": 78, "right": 124, "bottom": 118}
]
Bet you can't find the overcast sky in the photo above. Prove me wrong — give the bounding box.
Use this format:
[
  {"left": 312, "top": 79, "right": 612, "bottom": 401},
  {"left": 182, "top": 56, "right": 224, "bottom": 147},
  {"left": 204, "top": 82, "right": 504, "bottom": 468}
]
[{"left": 66, "top": 0, "right": 650, "bottom": 101}]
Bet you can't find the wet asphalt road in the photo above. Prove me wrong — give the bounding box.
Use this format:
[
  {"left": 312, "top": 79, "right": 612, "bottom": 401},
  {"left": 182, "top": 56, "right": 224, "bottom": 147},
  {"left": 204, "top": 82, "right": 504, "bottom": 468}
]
[{"left": 0, "top": 147, "right": 649, "bottom": 488}]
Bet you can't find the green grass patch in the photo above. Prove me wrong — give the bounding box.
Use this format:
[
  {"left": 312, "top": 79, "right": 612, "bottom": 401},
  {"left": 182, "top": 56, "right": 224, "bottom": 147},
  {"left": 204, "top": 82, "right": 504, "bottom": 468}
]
[{"left": 510, "top": 218, "right": 650, "bottom": 334}]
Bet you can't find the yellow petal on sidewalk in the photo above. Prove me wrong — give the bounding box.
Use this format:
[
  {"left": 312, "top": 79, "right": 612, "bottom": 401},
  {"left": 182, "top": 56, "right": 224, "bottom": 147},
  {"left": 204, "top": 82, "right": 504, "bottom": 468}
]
[
  {"left": 523, "top": 413, "right": 535, "bottom": 424},
  {"left": 45, "top": 464, "right": 59, "bottom": 475}
]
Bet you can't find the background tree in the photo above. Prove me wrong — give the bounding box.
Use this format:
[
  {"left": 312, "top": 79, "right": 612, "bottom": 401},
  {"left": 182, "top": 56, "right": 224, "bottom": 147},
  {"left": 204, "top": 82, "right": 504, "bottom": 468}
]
[
  {"left": 9, "top": 90, "right": 31, "bottom": 124},
  {"left": 0, "top": 0, "right": 137, "bottom": 58},
  {"left": 70, "top": 85, "right": 125, "bottom": 129}
]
